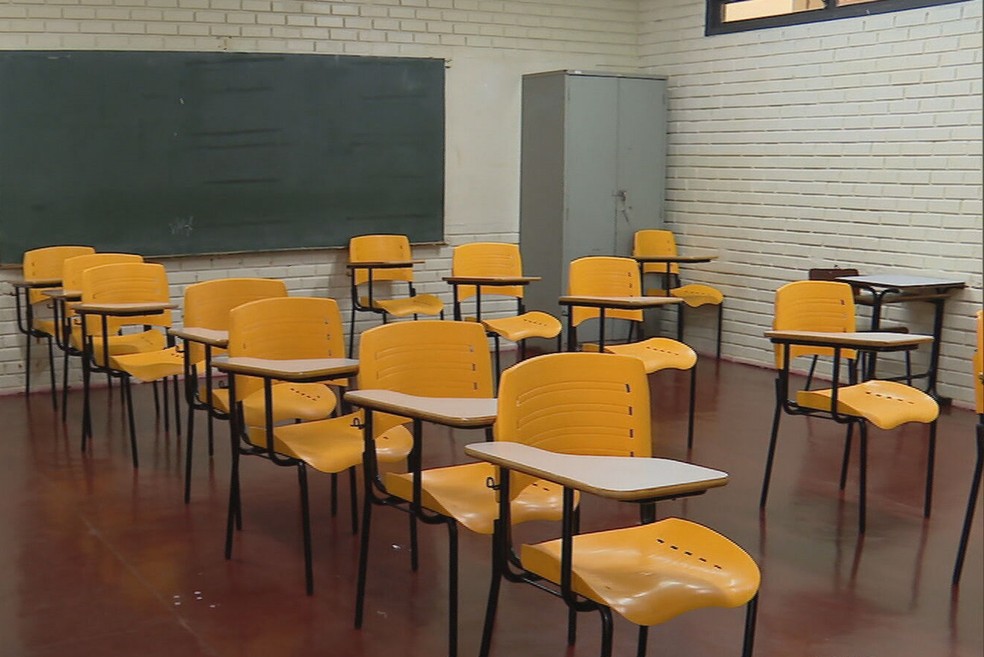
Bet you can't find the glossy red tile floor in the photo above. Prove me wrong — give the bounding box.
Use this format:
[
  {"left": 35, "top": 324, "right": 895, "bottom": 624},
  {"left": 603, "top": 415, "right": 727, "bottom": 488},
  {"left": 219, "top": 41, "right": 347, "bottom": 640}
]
[{"left": 0, "top": 359, "right": 980, "bottom": 656}]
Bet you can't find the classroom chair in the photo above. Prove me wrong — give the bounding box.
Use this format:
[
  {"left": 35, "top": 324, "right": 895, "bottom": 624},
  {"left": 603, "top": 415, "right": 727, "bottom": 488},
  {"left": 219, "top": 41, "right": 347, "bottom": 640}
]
[
  {"left": 953, "top": 310, "right": 982, "bottom": 585},
  {"left": 450, "top": 242, "right": 562, "bottom": 381},
  {"left": 222, "top": 296, "right": 411, "bottom": 595},
  {"left": 473, "top": 352, "right": 760, "bottom": 657},
  {"left": 56, "top": 252, "right": 146, "bottom": 420},
  {"left": 760, "top": 280, "right": 940, "bottom": 534},
  {"left": 568, "top": 256, "right": 699, "bottom": 447},
  {"left": 78, "top": 262, "right": 183, "bottom": 468},
  {"left": 634, "top": 229, "right": 724, "bottom": 359},
  {"left": 178, "top": 277, "right": 289, "bottom": 503},
  {"left": 347, "top": 234, "right": 444, "bottom": 357},
  {"left": 16, "top": 245, "right": 95, "bottom": 405},
  {"left": 354, "top": 320, "right": 523, "bottom": 657}
]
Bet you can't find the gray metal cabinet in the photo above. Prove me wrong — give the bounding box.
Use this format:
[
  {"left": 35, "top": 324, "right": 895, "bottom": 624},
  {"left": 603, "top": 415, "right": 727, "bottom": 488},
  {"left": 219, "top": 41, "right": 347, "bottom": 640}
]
[{"left": 519, "top": 70, "right": 667, "bottom": 320}]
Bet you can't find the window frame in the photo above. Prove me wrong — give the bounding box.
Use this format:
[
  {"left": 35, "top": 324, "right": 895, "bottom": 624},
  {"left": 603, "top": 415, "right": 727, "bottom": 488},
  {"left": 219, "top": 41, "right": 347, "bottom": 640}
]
[{"left": 706, "top": 0, "right": 973, "bottom": 35}]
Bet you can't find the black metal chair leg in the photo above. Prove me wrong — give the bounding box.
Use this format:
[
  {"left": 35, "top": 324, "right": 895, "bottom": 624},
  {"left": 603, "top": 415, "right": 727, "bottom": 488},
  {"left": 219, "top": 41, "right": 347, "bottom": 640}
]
[
  {"left": 184, "top": 395, "right": 195, "bottom": 504},
  {"left": 858, "top": 422, "right": 868, "bottom": 534},
  {"left": 839, "top": 424, "right": 854, "bottom": 491},
  {"left": 686, "top": 364, "right": 697, "bottom": 450},
  {"left": 447, "top": 520, "right": 459, "bottom": 657},
  {"left": 173, "top": 375, "right": 182, "bottom": 436},
  {"left": 348, "top": 303, "right": 357, "bottom": 358},
  {"left": 953, "top": 422, "right": 983, "bottom": 586},
  {"left": 330, "top": 473, "right": 339, "bottom": 517},
  {"left": 47, "top": 336, "right": 57, "bottom": 410},
  {"left": 61, "top": 345, "right": 71, "bottom": 422},
  {"left": 636, "top": 625, "right": 649, "bottom": 657},
  {"left": 25, "top": 326, "right": 32, "bottom": 396},
  {"left": 715, "top": 303, "right": 723, "bottom": 360},
  {"left": 354, "top": 489, "right": 373, "bottom": 628},
  {"left": 478, "top": 535, "right": 503, "bottom": 657},
  {"left": 124, "top": 376, "right": 139, "bottom": 469},
  {"left": 742, "top": 594, "right": 759, "bottom": 657},
  {"left": 298, "top": 464, "right": 314, "bottom": 595},
  {"left": 759, "top": 380, "right": 783, "bottom": 510},
  {"left": 924, "top": 420, "right": 937, "bottom": 518},
  {"left": 349, "top": 467, "right": 359, "bottom": 535},
  {"left": 598, "top": 606, "right": 614, "bottom": 657}
]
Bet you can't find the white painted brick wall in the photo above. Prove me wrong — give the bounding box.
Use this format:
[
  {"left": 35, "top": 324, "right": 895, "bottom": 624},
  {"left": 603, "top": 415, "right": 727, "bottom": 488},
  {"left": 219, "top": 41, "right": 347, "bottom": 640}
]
[
  {"left": 639, "top": 0, "right": 982, "bottom": 407},
  {"left": 0, "top": 0, "right": 639, "bottom": 394}
]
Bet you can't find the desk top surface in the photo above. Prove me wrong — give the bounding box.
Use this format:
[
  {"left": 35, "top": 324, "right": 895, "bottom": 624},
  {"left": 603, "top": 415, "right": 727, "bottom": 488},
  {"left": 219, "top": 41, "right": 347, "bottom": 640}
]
[
  {"left": 169, "top": 327, "right": 229, "bottom": 346},
  {"left": 73, "top": 301, "right": 176, "bottom": 315},
  {"left": 42, "top": 288, "right": 82, "bottom": 300},
  {"left": 443, "top": 275, "right": 541, "bottom": 285},
  {"left": 464, "top": 442, "right": 728, "bottom": 501},
  {"left": 10, "top": 278, "right": 62, "bottom": 288},
  {"left": 766, "top": 329, "right": 934, "bottom": 348},
  {"left": 214, "top": 356, "right": 358, "bottom": 379},
  {"left": 836, "top": 274, "right": 966, "bottom": 290},
  {"left": 345, "top": 389, "right": 497, "bottom": 427},
  {"left": 559, "top": 295, "right": 683, "bottom": 308}
]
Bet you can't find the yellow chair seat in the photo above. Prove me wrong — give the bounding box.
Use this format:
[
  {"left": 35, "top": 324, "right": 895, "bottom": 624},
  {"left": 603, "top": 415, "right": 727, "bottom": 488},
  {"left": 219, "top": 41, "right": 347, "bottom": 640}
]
[
  {"left": 385, "top": 462, "right": 568, "bottom": 535},
  {"left": 205, "top": 377, "right": 347, "bottom": 413},
  {"left": 521, "top": 517, "right": 760, "bottom": 627},
  {"left": 88, "top": 330, "right": 168, "bottom": 367},
  {"left": 482, "top": 311, "right": 562, "bottom": 342},
  {"left": 244, "top": 413, "right": 413, "bottom": 472},
  {"left": 797, "top": 379, "right": 939, "bottom": 430},
  {"left": 360, "top": 294, "right": 444, "bottom": 318},
  {"left": 670, "top": 284, "right": 724, "bottom": 307},
  {"left": 604, "top": 338, "right": 696, "bottom": 373},
  {"left": 109, "top": 347, "right": 185, "bottom": 382},
  {"left": 241, "top": 383, "right": 338, "bottom": 427}
]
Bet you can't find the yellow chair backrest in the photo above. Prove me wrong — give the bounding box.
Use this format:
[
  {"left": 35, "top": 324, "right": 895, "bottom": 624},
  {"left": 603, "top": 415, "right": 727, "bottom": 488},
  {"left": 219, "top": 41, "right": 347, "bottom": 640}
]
[
  {"left": 227, "top": 296, "right": 346, "bottom": 401},
  {"left": 23, "top": 245, "right": 95, "bottom": 304},
  {"left": 495, "top": 352, "right": 652, "bottom": 460},
  {"left": 975, "top": 310, "right": 982, "bottom": 415},
  {"left": 568, "top": 256, "right": 643, "bottom": 326},
  {"left": 80, "top": 262, "right": 173, "bottom": 334},
  {"left": 62, "top": 253, "right": 144, "bottom": 334},
  {"left": 773, "top": 280, "right": 857, "bottom": 368},
  {"left": 634, "top": 229, "right": 680, "bottom": 276},
  {"left": 182, "top": 278, "right": 288, "bottom": 365},
  {"left": 452, "top": 242, "right": 525, "bottom": 301},
  {"left": 349, "top": 234, "right": 416, "bottom": 286},
  {"left": 357, "top": 320, "right": 493, "bottom": 399}
]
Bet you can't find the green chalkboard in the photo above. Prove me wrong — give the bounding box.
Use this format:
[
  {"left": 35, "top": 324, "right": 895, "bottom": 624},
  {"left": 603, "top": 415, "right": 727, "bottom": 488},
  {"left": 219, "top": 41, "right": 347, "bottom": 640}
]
[{"left": 0, "top": 51, "right": 445, "bottom": 262}]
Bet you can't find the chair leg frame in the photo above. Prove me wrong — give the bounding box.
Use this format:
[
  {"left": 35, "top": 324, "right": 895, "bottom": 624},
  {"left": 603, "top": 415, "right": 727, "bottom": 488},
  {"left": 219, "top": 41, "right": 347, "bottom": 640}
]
[{"left": 952, "top": 419, "right": 983, "bottom": 586}]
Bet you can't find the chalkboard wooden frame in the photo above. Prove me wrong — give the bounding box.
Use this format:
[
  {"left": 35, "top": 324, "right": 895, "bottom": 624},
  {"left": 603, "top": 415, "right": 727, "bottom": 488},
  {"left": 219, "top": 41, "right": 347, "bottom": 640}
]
[{"left": 0, "top": 51, "right": 445, "bottom": 262}]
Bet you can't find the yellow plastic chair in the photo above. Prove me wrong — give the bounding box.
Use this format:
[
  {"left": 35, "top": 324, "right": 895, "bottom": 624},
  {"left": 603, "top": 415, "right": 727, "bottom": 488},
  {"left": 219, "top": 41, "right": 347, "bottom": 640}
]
[
  {"left": 56, "top": 253, "right": 146, "bottom": 419},
  {"left": 451, "top": 242, "right": 562, "bottom": 379},
  {"left": 634, "top": 229, "right": 724, "bottom": 359},
  {"left": 178, "top": 277, "right": 288, "bottom": 503},
  {"left": 222, "top": 296, "right": 409, "bottom": 595},
  {"left": 953, "top": 310, "right": 983, "bottom": 585},
  {"left": 17, "top": 245, "right": 95, "bottom": 404},
  {"left": 354, "top": 319, "right": 513, "bottom": 657},
  {"left": 569, "top": 256, "right": 699, "bottom": 447},
  {"left": 347, "top": 234, "right": 444, "bottom": 357},
  {"left": 475, "top": 352, "right": 760, "bottom": 657},
  {"left": 78, "top": 262, "right": 183, "bottom": 468},
  {"left": 760, "top": 280, "right": 940, "bottom": 534}
]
